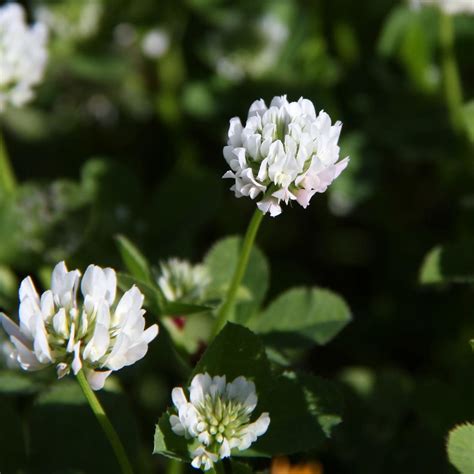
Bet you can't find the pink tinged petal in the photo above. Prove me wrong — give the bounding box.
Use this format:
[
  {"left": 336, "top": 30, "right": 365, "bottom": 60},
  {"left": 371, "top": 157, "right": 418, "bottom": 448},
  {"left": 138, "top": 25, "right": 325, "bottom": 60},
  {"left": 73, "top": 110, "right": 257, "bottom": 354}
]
[
  {"left": 294, "top": 188, "right": 317, "bottom": 208},
  {"left": 71, "top": 342, "right": 82, "bottom": 374},
  {"left": 33, "top": 316, "right": 52, "bottom": 364},
  {"left": 11, "top": 336, "right": 43, "bottom": 370},
  {"left": 86, "top": 369, "right": 112, "bottom": 391}
]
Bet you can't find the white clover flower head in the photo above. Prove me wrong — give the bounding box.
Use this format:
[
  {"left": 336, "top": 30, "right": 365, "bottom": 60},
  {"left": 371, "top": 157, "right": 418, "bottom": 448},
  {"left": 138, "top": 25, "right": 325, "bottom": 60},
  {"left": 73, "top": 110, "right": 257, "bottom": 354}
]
[
  {"left": 0, "top": 261, "right": 159, "bottom": 390},
  {"left": 170, "top": 373, "right": 270, "bottom": 471},
  {"left": 142, "top": 28, "right": 170, "bottom": 59},
  {"left": 157, "top": 258, "right": 210, "bottom": 303},
  {"left": 0, "top": 2, "right": 48, "bottom": 112},
  {"left": 223, "top": 95, "right": 349, "bottom": 217},
  {"left": 410, "top": 0, "right": 474, "bottom": 14}
]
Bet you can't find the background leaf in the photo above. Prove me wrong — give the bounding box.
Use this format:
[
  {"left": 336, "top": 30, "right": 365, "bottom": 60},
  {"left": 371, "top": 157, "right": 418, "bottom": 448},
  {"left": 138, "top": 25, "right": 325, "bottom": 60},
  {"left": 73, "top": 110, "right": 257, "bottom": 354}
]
[
  {"left": 447, "top": 423, "right": 474, "bottom": 474},
  {"left": 249, "top": 287, "right": 351, "bottom": 349}
]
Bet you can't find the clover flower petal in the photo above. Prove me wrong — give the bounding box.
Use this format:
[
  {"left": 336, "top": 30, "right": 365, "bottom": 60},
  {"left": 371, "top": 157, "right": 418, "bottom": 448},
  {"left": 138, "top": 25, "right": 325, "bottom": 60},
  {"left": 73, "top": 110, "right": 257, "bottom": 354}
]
[
  {"left": 0, "top": 3, "right": 48, "bottom": 112},
  {"left": 170, "top": 372, "right": 270, "bottom": 470},
  {"left": 1, "top": 261, "right": 159, "bottom": 390},
  {"left": 223, "top": 95, "right": 349, "bottom": 216}
]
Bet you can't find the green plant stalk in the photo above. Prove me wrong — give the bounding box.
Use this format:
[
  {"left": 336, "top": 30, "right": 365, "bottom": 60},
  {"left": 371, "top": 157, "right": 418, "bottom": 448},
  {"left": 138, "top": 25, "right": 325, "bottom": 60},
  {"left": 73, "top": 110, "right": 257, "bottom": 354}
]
[
  {"left": 439, "top": 12, "right": 464, "bottom": 134},
  {"left": 212, "top": 208, "right": 264, "bottom": 337},
  {"left": 0, "top": 127, "right": 17, "bottom": 194},
  {"left": 76, "top": 370, "right": 135, "bottom": 474},
  {"left": 166, "top": 459, "right": 184, "bottom": 474}
]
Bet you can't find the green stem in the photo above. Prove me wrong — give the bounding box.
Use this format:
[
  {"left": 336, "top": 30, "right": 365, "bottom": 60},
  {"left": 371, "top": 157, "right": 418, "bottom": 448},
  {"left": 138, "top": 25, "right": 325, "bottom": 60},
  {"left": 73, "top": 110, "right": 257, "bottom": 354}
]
[
  {"left": 0, "top": 127, "right": 17, "bottom": 194},
  {"left": 166, "top": 459, "right": 184, "bottom": 474},
  {"left": 76, "top": 370, "right": 134, "bottom": 474},
  {"left": 439, "top": 12, "right": 464, "bottom": 134},
  {"left": 211, "top": 209, "right": 264, "bottom": 338}
]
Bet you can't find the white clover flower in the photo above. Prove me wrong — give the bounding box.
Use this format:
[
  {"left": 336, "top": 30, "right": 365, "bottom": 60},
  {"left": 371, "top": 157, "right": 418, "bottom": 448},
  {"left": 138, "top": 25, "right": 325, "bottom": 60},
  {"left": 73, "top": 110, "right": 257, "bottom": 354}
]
[
  {"left": 0, "top": 3, "right": 48, "bottom": 112},
  {"left": 223, "top": 95, "right": 349, "bottom": 217},
  {"left": 0, "top": 261, "right": 158, "bottom": 390},
  {"left": 142, "top": 28, "right": 170, "bottom": 59},
  {"left": 170, "top": 373, "right": 270, "bottom": 471},
  {"left": 410, "top": 0, "right": 474, "bottom": 14},
  {"left": 157, "top": 258, "right": 210, "bottom": 303}
]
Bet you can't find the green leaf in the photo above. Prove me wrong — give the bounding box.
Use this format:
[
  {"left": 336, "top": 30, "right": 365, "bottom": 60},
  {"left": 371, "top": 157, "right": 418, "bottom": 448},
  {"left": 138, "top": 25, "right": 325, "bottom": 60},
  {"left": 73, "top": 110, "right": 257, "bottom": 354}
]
[
  {"left": 447, "top": 423, "right": 474, "bottom": 473},
  {"left": 420, "top": 244, "right": 474, "bottom": 284},
  {"left": 154, "top": 410, "right": 191, "bottom": 461},
  {"left": 250, "top": 287, "right": 351, "bottom": 348},
  {"left": 115, "top": 234, "right": 152, "bottom": 283},
  {"left": 204, "top": 236, "right": 269, "bottom": 324},
  {"left": 195, "top": 323, "right": 342, "bottom": 456}
]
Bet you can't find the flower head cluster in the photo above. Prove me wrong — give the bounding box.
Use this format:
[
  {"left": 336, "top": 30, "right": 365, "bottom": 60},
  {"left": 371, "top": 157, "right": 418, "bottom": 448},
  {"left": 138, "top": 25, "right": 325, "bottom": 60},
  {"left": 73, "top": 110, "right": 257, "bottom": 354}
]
[
  {"left": 142, "top": 28, "right": 170, "bottom": 59},
  {"left": 0, "top": 262, "right": 158, "bottom": 390},
  {"left": 157, "top": 258, "right": 210, "bottom": 304},
  {"left": 223, "top": 95, "right": 349, "bottom": 217},
  {"left": 170, "top": 373, "right": 270, "bottom": 471},
  {"left": 0, "top": 3, "right": 48, "bottom": 112},
  {"left": 410, "top": 0, "right": 474, "bottom": 14}
]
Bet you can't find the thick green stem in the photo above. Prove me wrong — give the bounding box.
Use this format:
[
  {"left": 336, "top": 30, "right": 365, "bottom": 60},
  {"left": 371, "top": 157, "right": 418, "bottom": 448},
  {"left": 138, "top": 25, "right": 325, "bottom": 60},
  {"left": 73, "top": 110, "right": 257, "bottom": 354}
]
[
  {"left": 0, "top": 127, "right": 17, "bottom": 194},
  {"left": 439, "top": 12, "right": 464, "bottom": 134},
  {"left": 76, "top": 370, "right": 134, "bottom": 474},
  {"left": 212, "top": 209, "right": 264, "bottom": 338}
]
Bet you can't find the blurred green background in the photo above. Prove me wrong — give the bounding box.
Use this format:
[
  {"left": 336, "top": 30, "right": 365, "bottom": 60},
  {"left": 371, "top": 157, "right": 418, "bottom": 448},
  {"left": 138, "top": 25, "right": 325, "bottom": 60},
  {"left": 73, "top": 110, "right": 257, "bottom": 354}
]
[{"left": 1, "top": 0, "right": 474, "bottom": 472}]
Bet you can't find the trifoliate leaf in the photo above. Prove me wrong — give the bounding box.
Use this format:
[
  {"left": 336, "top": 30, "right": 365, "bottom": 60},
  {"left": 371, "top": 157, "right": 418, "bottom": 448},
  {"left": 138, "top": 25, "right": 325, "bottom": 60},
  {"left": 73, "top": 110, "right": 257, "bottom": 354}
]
[{"left": 249, "top": 287, "right": 351, "bottom": 348}]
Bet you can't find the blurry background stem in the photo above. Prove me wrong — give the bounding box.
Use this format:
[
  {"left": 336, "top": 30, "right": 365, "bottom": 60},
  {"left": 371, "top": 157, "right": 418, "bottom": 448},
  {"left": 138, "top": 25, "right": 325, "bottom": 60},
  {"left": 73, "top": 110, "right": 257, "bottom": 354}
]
[
  {"left": 76, "top": 370, "right": 135, "bottom": 474},
  {"left": 439, "top": 13, "right": 464, "bottom": 135},
  {"left": 0, "top": 127, "right": 17, "bottom": 194},
  {"left": 211, "top": 209, "right": 264, "bottom": 338}
]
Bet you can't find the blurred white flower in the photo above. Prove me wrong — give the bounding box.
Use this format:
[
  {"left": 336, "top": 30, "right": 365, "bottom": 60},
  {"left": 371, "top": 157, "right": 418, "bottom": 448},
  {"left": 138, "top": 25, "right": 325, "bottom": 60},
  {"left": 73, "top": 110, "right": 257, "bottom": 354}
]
[
  {"left": 157, "top": 258, "right": 210, "bottom": 303},
  {"left": 170, "top": 373, "right": 270, "bottom": 470},
  {"left": 410, "top": 0, "right": 474, "bottom": 14},
  {"left": 36, "top": 0, "right": 103, "bottom": 42},
  {"left": 212, "top": 13, "right": 288, "bottom": 82},
  {"left": 1, "top": 261, "right": 158, "bottom": 390},
  {"left": 142, "top": 28, "right": 170, "bottom": 59},
  {"left": 223, "top": 95, "right": 349, "bottom": 217},
  {"left": 0, "top": 3, "right": 48, "bottom": 112}
]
